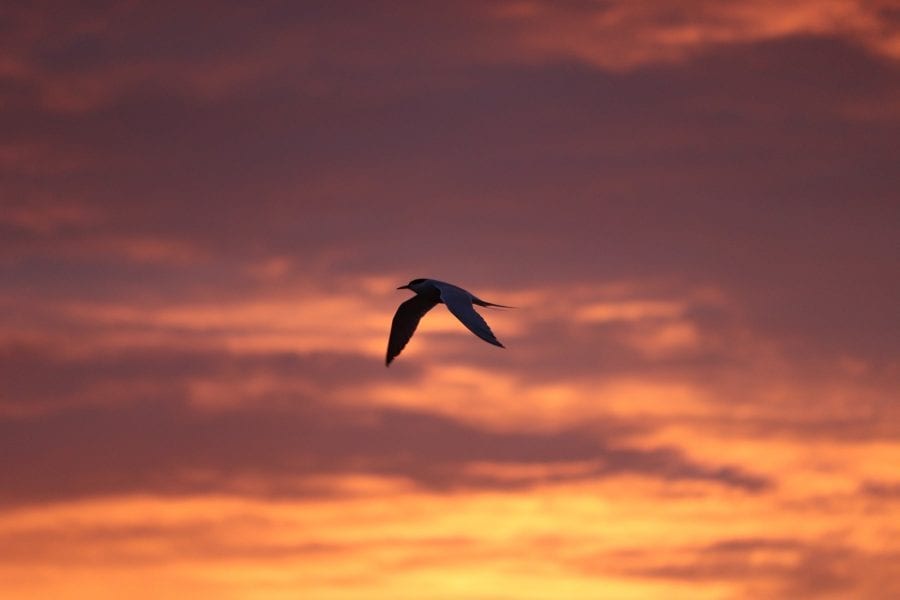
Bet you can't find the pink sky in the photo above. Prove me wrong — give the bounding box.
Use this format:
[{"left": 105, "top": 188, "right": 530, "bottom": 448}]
[{"left": 1, "top": 1, "right": 899, "bottom": 598}]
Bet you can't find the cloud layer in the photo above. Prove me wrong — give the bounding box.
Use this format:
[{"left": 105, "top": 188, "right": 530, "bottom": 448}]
[{"left": 1, "top": 1, "right": 898, "bottom": 598}]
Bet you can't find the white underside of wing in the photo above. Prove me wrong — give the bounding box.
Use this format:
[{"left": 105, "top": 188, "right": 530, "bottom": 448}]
[{"left": 435, "top": 282, "right": 504, "bottom": 347}]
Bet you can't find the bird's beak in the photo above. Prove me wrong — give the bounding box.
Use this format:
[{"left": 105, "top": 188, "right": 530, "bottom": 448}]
[{"left": 396, "top": 285, "right": 410, "bottom": 290}]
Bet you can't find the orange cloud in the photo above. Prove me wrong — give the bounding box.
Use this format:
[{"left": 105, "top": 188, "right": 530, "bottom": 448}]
[
  {"left": 486, "top": 0, "right": 900, "bottom": 69},
  {"left": 1, "top": 463, "right": 895, "bottom": 599}
]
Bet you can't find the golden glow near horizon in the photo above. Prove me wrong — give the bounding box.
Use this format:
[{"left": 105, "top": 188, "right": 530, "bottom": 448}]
[
  {"left": 2, "top": 1, "right": 898, "bottom": 598},
  {"left": 3, "top": 275, "right": 897, "bottom": 598}
]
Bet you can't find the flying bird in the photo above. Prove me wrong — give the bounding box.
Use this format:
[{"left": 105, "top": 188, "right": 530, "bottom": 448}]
[{"left": 386, "top": 278, "right": 512, "bottom": 366}]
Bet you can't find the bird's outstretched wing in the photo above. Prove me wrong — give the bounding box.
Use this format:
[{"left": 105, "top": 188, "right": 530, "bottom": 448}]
[
  {"left": 438, "top": 284, "right": 505, "bottom": 348},
  {"left": 386, "top": 294, "right": 439, "bottom": 365}
]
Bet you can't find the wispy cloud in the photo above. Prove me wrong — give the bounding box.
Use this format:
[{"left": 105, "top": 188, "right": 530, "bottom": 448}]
[{"left": 487, "top": 0, "right": 900, "bottom": 68}]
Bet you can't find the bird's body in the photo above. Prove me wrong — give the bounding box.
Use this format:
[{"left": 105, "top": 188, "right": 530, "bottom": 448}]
[{"left": 386, "top": 278, "right": 511, "bottom": 365}]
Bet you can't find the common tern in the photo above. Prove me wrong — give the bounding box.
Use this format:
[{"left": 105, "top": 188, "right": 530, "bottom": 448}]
[{"left": 386, "top": 278, "right": 512, "bottom": 366}]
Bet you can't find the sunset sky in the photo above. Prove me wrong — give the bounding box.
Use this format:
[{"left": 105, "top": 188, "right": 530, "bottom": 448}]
[{"left": 1, "top": 1, "right": 899, "bottom": 598}]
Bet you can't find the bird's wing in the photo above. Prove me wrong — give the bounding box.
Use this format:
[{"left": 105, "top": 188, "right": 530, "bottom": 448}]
[
  {"left": 386, "top": 294, "right": 439, "bottom": 365},
  {"left": 438, "top": 284, "right": 505, "bottom": 348}
]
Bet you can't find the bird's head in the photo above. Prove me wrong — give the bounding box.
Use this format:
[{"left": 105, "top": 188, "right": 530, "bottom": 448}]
[{"left": 397, "top": 278, "right": 428, "bottom": 292}]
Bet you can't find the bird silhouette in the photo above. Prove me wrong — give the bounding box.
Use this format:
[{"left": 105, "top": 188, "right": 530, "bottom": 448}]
[{"left": 386, "top": 278, "right": 512, "bottom": 366}]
